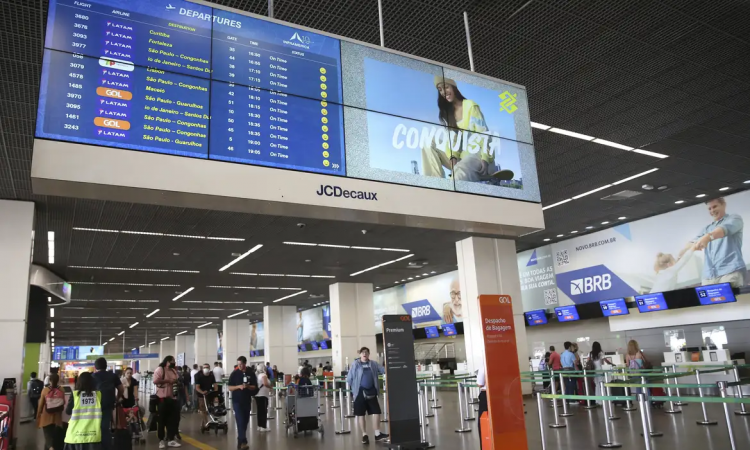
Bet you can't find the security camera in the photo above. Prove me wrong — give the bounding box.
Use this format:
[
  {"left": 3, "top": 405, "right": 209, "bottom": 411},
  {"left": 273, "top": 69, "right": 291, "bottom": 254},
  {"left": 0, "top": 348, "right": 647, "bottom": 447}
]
[{"left": 297, "top": 223, "right": 306, "bottom": 229}]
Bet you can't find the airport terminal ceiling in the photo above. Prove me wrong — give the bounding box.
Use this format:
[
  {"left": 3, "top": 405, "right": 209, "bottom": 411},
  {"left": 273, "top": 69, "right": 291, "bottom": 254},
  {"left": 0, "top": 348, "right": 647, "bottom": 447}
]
[{"left": 2, "top": 1, "right": 750, "bottom": 347}]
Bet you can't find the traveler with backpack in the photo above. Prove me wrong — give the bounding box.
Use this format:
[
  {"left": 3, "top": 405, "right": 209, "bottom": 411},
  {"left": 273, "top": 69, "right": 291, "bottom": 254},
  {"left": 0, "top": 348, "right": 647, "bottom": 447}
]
[
  {"left": 37, "top": 373, "right": 65, "bottom": 450},
  {"left": 92, "top": 357, "right": 125, "bottom": 450},
  {"left": 28, "top": 372, "right": 44, "bottom": 418}
]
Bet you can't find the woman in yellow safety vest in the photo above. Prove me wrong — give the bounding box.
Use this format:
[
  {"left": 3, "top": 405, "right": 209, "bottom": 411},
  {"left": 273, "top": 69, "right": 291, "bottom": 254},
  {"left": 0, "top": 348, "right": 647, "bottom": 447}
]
[{"left": 64, "top": 372, "right": 102, "bottom": 449}]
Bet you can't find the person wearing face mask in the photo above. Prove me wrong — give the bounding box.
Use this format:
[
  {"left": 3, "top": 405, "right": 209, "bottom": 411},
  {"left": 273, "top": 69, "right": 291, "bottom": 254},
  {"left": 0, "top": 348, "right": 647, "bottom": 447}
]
[
  {"left": 228, "top": 356, "right": 257, "bottom": 450},
  {"left": 195, "top": 363, "right": 218, "bottom": 431},
  {"left": 120, "top": 368, "right": 139, "bottom": 409},
  {"left": 153, "top": 355, "right": 181, "bottom": 448}
]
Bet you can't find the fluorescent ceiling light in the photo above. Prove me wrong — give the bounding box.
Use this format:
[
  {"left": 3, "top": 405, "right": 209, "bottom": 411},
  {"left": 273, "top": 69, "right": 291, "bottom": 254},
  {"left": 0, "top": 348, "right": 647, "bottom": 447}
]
[
  {"left": 219, "top": 244, "right": 263, "bottom": 271},
  {"left": 48, "top": 297, "right": 51, "bottom": 303},
  {"left": 72, "top": 228, "right": 244, "bottom": 241},
  {"left": 283, "top": 241, "right": 317, "bottom": 246},
  {"left": 556, "top": 234, "right": 564, "bottom": 237},
  {"left": 227, "top": 310, "right": 249, "bottom": 318},
  {"left": 601, "top": 221, "right": 609, "bottom": 225},
  {"left": 197, "top": 322, "right": 212, "bottom": 328},
  {"left": 131, "top": 348, "right": 136, "bottom": 351},
  {"left": 571, "top": 231, "right": 578, "bottom": 234},
  {"left": 48, "top": 231, "right": 55, "bottom": 264},
  {"left": 541, "top": 198, "right": 572, "bottom": 210},
  {"left": 146, "top": 309, "right": 160, "bottom": 318},
  {"left": 70, "top": 282, "right": 180, "bottom": 287},
  {"left": 148, "top": 341, "right": 156, "bottom": 345},
  {"left": 612, "top": 168, "right": 659, "bottom": 185},
  {"left": 530, "top": 122, "right": 551, "bottom": 130},
  {"left": 50, "top": 308, "right": 55, "bottom": 318},
  {"left": 273, "top": 290, "right": 308, "bottom": 303},
  {"left": 350, "top": 254, "right": 414, "bottom": 277},
  {"left": 176, "top": 331, "right": 188, "bottom": 336},
  {"left": 719, "top": 187, "right": 730, "bottom": 191},
  {"left": 351, "top": 246, "right": 380, "bottom": 250},
  {"left": 140, "top": 345, "right": 145, "bottom": 348},
  {"left": 68, "top": 266, "right": 200, "bottom": 273},
  {"left": 108, "top": 337, "right": 115, "bottom": 342},
  {"left": 632, "top": 149, "right": 668, "bottom": 158},
  {"left": 311, "top": 275, "right": 336, "bottom": 279},
  {"left": 160, "top": 337, "right": 170, "bottom": 341},
  {"left": 382, "top": 248, "right": 410, "bottom": 252},
  {"left": 592, "top": 139, "right": 634, "bottom": 151},
  {"left": 744, "top": 180, "right": 750, "bottom": 184},
  {"left": 549, "top": 127, "right": 595, "bottom": 141},
  {"left": 51, "top": 332, "right": 54, "bottom": 337},
  {"left": 283, "top": 242, "right": 410, "bottom": 253},
  {"left": 318, "top": 244, "right": 350, "bottom": 249},
  {"left": 51, "top": 322, "right": 54, "bottom": 329},
  {"left": 543, "top": 239, "right": 550, "bottom": 242},
  {"left": 696, "top": 194, "right": 706, "bottom": 198},
  {"left": 172, "top": 287, "right": 195, "bottom": 301},
  {"left": 675, "top": 200, "right": 684, "bottom": 204},
  {"left": 572, "top": 185, "right": 612, "bottom": 200},
  {"left": 103, "top": 342, "right": 107, "bottom": 346},
  {"left": 586, "top": 226, "right": 593, "bottom": 229},
  {"left": 618, "top": 217, "right": 626, "bottom": 220},
  {"left": 129, "top": 322, "right": 139, "bottom": 328},
  {"left": 117, "top": 331, "right": 125, "bottom": 336}
]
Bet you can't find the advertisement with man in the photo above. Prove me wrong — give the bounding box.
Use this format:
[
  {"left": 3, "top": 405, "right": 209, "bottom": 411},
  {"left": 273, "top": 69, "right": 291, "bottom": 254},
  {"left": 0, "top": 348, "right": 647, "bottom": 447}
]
[
  {"left": 297, "top": 305, "right": 332, "bottom": 344},
  {"left": 517, "top": 190, "right": 749, "bottom": 310},
  {"left": 250, "top": 322, "right": 265, "bottom": 351},
  {"left": 372, "top": 272, "right": 461, "bottom": 333}
]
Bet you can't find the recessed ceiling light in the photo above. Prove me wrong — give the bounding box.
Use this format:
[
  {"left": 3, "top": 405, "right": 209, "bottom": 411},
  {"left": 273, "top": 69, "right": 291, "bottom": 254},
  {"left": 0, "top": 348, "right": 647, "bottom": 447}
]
[
  {"left": 612, "top": 168, "right": 659, "bottom": 186},
  {"left": 530, "top": 122, "right": 551, "bottom": 130},
  {"left": 632, "top": 149, "right": 668, "bottom": 158},
  {"left": 586, "top": 226, "right": 594, "bottom": 229},
  {"left": 572, "top": 185, "right": 612, "bottom": 200},
  {"left": 272, "top": 290, "right": 308, "bottom": 303},
  {"left": 227, "top": 310, "right": 249, "bottom": 318},
  {"left": 618, "top": 217, "right": 626, "bottom": 220},
  {"left": 556, "top": 234, "right": 563, "bottom": 237},
  {"left": 349, "top": 254, "right": 414, "bottom": 277},
  {"left": 675, "top": 200, "right": 684, "bottom": 204},
  {"left": 744, "top": 180, "right": 750, "bottom": 184},
  {"left": 408, "top": 277, "right": 414, "bottom": 280},
  {"left": 696, "top": 194, "right": 706, "bottom": 198},
  {"left": 48, "top": 231, "right": 55, "bottom": 265},
  {"left": 219, "top": 244, "right": 263, "bottom": 271},
  {"left": 197, "top": 322, "right": 213, "bottom": 328},
  {"left": 160, "top": 337, "right": 170, "bottom": 341},
  {"left": 571, "top": 231, "right": 578, "bottom": 234},
  {"left": 592, "top": 138, "right": 633, "bottom": 151},
  {"left": 146, "top": 309, "right": 160, "bottom": 318},
  {"left": 117, "top": 331, "right": 124, "bottom": 336},
  {"left": 642, "top": 184, "right": 654, "bottom": 190},
  {"left": 108, "top": 337, "right": 115, "bottom": 342},
  {"left": 543, "top": 239, "right": 550, "bottom": 242},
  {"left": 719, "top": 187, "right": 730, "bottom": 191},
  {"left": 430, "top": 271, "right": 436, "bottom": 274},
  {"left": 172, "top": 287, "right": 195, "bottom": 301},
  {"left": 148, "top": 341, "right": 156, "bottom": 345},
  {"left": 601, "top": 221, "right": 610, "bottom": 225},
  {"left": 542, "top": 198, "right": 572, "bottom": 211},
  {"left": 176, "top": 331, "right": 188, "bottom": 336},
  {"left": 548, "top": 127, "right": 595, "bottom": 141}
]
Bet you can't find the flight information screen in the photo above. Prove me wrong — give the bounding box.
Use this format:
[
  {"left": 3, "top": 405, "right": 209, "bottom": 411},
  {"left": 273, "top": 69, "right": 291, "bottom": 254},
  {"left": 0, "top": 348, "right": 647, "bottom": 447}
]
[
  {"left": 524, "top": 310, "right": 548, "bottom": 326},
  {"left": 695, "top": 283, "right": 736, "bottom": 306},
  {"left": 635, "top": 293, "right": 668, "bottom": 313},
  {"left": 600, "top": 298, "right": 629, "bottom": 317},
  {"left": 554, "top": 305, "right": 580, "bottom": 322},
  {"left": 36, "top": 0, "right": 346, "bottom": 175}
]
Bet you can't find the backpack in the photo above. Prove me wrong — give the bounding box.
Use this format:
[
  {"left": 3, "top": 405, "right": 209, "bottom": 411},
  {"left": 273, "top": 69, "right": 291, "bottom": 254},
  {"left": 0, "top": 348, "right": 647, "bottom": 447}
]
[
  {"left": 585, "top": 354, "right": 596, "bottom": 371},
  {"left": 628, "top": 358, "right": 640, "bottom": 370},
  {"left": 29, "top": 379, "right": 44, "bottom": 398},
  {"left": 45, "top": 387, "right": 65, "bottom": 413}
]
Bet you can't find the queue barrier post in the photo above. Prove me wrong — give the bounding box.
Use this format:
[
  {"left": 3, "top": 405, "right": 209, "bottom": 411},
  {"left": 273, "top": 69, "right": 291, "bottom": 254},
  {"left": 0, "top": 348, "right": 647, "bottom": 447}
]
[
  {"left": 430, "top": 378, "right": 441, "bottom": 409},
  {"left": 637, "top": 394, "right": 654, "bottom": 450},
  {"left": 334, "top": 388, "right": 351, "bottom": 435},
  {"left": 274, "top": 386, "right": 282, "bottom": 410},
  {"left": 718, "top": 381, "right": 737, "bottom": 450},
  {"left": 640, "top": 377, "right": 662, "bottom": 437},
  {"left": 455, "top": 382, "right": 471, "bottom": 432},
  {"left": 331, "top": 382, "right": 340, "bottom": 409},
  {"left": 536, "top": 392, "right": 547, "bottom": 450},
  {"left": 417, "top": 389, "right": 435, "bottom": 448},
  {"left": 583, "top": 369, "right": 597, "bottom": 410},
  {"left": 621, "top": 369, "right": 637, "bottom": 412},
  {"left": 663, "top": 367, "right": 681, "bottom": 414},
  {"left": 249, "top": 396, "right": 256, "bottom": 416},
  {"left": 695, "top": 370, "right": 718, "bottom": 426},
  {"left": 381, "top": 388, "right": 388, "bottom": 423},
  {"left": 422, "top": 383, "right": 434, "bottom": 418},
  {"left": 558, "top": 372, "right": 573, "bottom": 417},
  {"left": 731, "top": 364, "right": 749, "bottom": 416},
  {"left": 672, "top": 365, "right": 688, "bottom": 406},
  {"left": 464, "top": 383, "right": 475, "bottom": 421},
  {"left": 547, "top": 377, "right": 566, "bottom": 429},
  {"left": 605, "top": 373, "right": 618, "bottom": 420},
  {"left": 598, "top": 386, "right": 622, "bottom": 449}
]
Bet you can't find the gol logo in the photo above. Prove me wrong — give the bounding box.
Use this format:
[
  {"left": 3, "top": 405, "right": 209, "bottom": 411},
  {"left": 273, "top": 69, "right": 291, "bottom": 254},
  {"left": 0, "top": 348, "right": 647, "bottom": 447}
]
[
  {"left": 499, "top": 295, "right": 512, "bottom": 304},
  {"left": 498, "top": 91, "right": 518, "bottom": 114}
]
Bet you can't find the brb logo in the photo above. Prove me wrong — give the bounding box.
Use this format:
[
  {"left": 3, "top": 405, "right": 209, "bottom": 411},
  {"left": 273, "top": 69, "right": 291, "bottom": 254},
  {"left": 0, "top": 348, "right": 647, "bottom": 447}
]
[
  {"left": 570, "top": 274, "right": 611, "bottom": 295},
  {"left": 401, "top": 299, "right": 441, "bottom": 324},
  {"left": 556, "top": 264, "right": 637, "bottom": 305},
  {"left": 498, "top": 91, "right": 518, "bottom": 114}
]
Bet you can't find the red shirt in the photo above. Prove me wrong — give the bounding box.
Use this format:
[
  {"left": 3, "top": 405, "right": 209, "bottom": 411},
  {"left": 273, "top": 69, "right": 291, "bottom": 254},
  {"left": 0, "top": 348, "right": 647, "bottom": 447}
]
[{"left": 549, "top": 351, "right": 562, "bottom": 370}]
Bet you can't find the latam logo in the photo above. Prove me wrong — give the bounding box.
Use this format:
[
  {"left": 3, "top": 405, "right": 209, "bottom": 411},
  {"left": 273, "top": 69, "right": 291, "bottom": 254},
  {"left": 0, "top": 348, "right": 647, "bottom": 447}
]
[
  {"left": 316, "top": 185, "right": 377, "bottom": 201},
  {"left": 556, "top": 264, "right": 637, "bottom": 305},
  {"left": 283, "top": 32, "right": 311, "bottom": 50},
  {"left": 401, "top": 299, "right": 441, "bottom": 324},
  {"left": 99, "top": 99, "right": 129, "bottom": 109}
]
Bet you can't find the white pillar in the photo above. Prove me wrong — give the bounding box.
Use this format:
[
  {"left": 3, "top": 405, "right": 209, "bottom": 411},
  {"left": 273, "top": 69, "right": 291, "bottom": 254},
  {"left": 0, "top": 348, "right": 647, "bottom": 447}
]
[
  {"left": 194, "top": 328, "right": 219, "bottom": 367},
  {"left": 0, "top": 200, "right": 34, "bottom": 438},
  {"left": 160, "top": 340, "right": 175, "bottom": 363},
  {"left": 264, "top": 305, "right": 298, "bottom": 376},
  {"left": 456, "top": 237, "right": 530, "bottom": 394},
  {"left": 329, "top": 283, "right": 375, "bottom": 373},
  {"left": 223, "top": 319, "right": 250, "bottom": 369},
  {"left": 175, "top": 334, "right": 195, "bottom": 367}
]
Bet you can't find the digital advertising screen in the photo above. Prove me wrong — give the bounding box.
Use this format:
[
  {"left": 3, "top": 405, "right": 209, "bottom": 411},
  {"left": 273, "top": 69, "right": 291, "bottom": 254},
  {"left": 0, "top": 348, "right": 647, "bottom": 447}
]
[
  {"left": 299, "top": 344, "right": 307, "bottom": 352},
  {"left": 554, "top": 305, "right": 580, "bottom": 322},
  {"left": 600, "top": 298, "right": 630, "bottom": 317},
  {"left": 695, "top": 283, "right": 736, "bottom": 306},
  {"left": 636, "top": 293, "right": 669, "bottom": 313},
  {"left": 319, "top": 340, "right": 328, "bottom": 350},
  {"left": 442, "top": 323, "right": 457, "bottom": 336},
  {"left": 424, "top": 326, "right": 439, "bottom": 339},
  {"left": 311, "top": 341, "right": 319, "bottom": 351},
  {"left": 524, "top": 309, "right": 548, "bottom": 326}
]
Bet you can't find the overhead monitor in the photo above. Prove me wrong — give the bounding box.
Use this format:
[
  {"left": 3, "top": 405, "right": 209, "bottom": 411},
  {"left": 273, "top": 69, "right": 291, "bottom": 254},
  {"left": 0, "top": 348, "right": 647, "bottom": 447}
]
[
  {"left": 424, "top": 326, "right": 439, "bottom": 339},
  {"left": 599, "top": 298, "right": 629, "bottom": 317},
  {"left": 311, "top": 341, "right": 319, "bottom": 351},
  {"left": 635, "top": 292, "right": 668, "bottom": 313},
  {"left": 442, "top": 323, "right": 457, "bottom": 336},
  {"left": 554, "top": 305, "right": 580, "bottom": 322},
  {"left": 695, "top": 283, "right": 736, "bottom": 306},
  {"left": 524, "top": 309, "right": 548, "bottom": 326},
  {"left": 319, "top": 340, "right": 329, "bottom": 350},
  {"left": 299, "top": 344, "right": 307, "bottom": 352}
]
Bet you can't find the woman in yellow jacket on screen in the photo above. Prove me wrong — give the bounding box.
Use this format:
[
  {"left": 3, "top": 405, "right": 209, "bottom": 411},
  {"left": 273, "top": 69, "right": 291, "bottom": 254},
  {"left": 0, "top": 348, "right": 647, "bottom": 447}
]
[
  {"left": 421, "top": 76, "right": 513, "bottom": 182},
  {"left": 64, "top": 372, "right": 103, "bottom": 450}
]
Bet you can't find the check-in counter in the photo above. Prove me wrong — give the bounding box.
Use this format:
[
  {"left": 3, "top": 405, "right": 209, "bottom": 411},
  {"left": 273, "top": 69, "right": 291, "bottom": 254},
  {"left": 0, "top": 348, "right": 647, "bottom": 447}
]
[{"left": 661, "top": 359, "right": 748, "bottom": 396}]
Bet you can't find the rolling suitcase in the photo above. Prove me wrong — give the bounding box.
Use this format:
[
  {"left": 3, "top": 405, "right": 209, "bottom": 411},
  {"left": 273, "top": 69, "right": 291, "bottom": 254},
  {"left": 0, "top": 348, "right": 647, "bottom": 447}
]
[
  {"left": 649, "top": 387, "right": 666, "bottom": 408},
  {"left": 114, "top": 429, "right": 133, "bottom": 450}
]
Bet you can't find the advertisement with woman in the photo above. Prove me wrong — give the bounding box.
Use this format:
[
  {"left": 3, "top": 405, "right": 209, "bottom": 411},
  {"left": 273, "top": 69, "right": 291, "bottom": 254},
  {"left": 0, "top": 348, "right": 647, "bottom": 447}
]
[
  {"left": 297, "top": 305, "right": 332, "bottom": 344},
  {"left": 250, "top": 322, "right": 265, "bottom": 351}
]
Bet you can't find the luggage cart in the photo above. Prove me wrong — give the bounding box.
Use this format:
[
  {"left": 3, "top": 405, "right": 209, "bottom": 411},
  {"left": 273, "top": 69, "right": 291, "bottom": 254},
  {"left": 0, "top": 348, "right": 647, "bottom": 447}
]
[{"left": 285, "top": 384, "right": 324, "bottom": 438}]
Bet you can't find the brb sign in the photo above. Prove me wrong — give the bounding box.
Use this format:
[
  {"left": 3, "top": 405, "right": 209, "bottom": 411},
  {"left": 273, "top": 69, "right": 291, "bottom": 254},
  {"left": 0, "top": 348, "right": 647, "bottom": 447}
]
[
  {"left": 401, "top": 299, "right": 441, "bottom": 324},
  {"left": 556, "top": 265, "right": 637, "bottom": 305},
  {"left": 570, "top": 274, "right": 612, "bottom": 295}
]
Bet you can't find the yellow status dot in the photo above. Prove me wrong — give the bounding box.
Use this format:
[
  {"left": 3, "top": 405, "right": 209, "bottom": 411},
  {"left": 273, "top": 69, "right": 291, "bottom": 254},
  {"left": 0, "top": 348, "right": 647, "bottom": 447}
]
[
  {"left": 322, "top": 142, "right": 329, "bottom": 149},
  {"left": 322, "top": 134, "right": 329, "bottom": 141},
  {"left": 321, "top": 108, "right": 328, "bottom": 116},
  {"left": 320, "top": 83, "right": 327, "bottom": 90},
  {"left": 323, "top": 160, "right": 330, "bottom": 167},
  {"left": 321, "top": 117, "right": 328, "bottom": 124},
  {"left": 320, "top": 75, "right": 327, "bottom": 82},
  {"left": 323, "top": 151, "right": 330, "bottom": 158},
  {"left": 319, "top": 67, "right": 327, "bottom": 74},
  {"left": 321, "top": 91, "right": 328, "bottom": 99},
  {"left": 320, "top": 100, "right": 328, "bottom": 107},
  {"left": 322, "top": 125, "right": 329, "bottom": 132}
]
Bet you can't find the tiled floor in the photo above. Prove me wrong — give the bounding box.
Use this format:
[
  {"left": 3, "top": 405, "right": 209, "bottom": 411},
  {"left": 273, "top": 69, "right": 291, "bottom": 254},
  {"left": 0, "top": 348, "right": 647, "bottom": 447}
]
[{"left": 16, "top": 391, "right": 750, "bottom": 449}]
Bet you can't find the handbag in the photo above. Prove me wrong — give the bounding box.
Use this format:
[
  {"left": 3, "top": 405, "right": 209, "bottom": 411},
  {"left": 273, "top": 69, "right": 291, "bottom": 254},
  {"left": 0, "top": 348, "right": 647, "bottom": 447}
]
[
  {"left": 362, "top": 387, "right": 378, "bottom": 400},
  {"left": 642, "top": 352, "right": 653, "bottom": 370}
]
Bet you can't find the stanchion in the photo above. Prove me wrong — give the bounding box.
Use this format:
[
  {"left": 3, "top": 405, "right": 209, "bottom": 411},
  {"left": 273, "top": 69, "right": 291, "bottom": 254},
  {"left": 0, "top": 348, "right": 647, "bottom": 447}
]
[
  {"left": 672, "top": 364, "right": 687, "bottom": 406},
  {"left": 430, "top": 374, "right": 437, "bottom": 401},
  {"left": 335, "top": 388, "right": 351, "bottom": 435},
  {"left": 558, "top": 372, "right": 573, "bottom": 417},
  {"left": 275, "top": 387, "right": 281, "bottom": 411},
  {"left": 598, "top": 389, "right": 622, "bottom": 448},
  {"left": 695, "top": 370, "right": 718, "bottom": 426},
  {"left": 604, "top": 374, "right": 618, "bottom": 420},
  {"left": 381, "top": 388, "right": 388, "bottom": 423},
  {"left": 331, "top": 382, "right": 340, "bottom": 409},
  {"left": 249, "top": 396, "right": 256, "bottom": 416},
  {"left": 267, "top": 394, "right": 276, "bottom": 420},
  {"left": 417, "top": 389, "right": 435, "bottom": 448},
  {"left": 430, "top": 375, "right": 441, "bottom": 409},
  {"left": 637, "top": 394, "right": 653, "bottom": 450},
  {"left": 583, "top": 369, "right": 597, "bottom": 409},
  {"left": 640, "top": 377, "right": 662, "bottom": 437},
  {"left": 455, "top": 382, "right": 471, "bottom": 433},
  {"left": 732, "top": 364, "right": 749, "bottom": 416},
  {"left": 344, "top": 382, "right": 354, "bottom": 418},
  {"left": 622, "top": 370, "right": 637, "bottom": 412},
  {"left": 422, "top": 383, "right": 434, "bottom": 418},
  {"left": 548, "top": 376, "right": 566, "bottom": 428},
  {"left": 718, "top": 381, "right": 737, "bottom": 450},
  {"left": 464, "top": 384, "right": 475, "bottom": 421},
  {"left": 536, "top": 393, "right": 547, "bottom": 450},
  {"left": 663, "top": 368, "right": 681, "bottom": 414}
]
